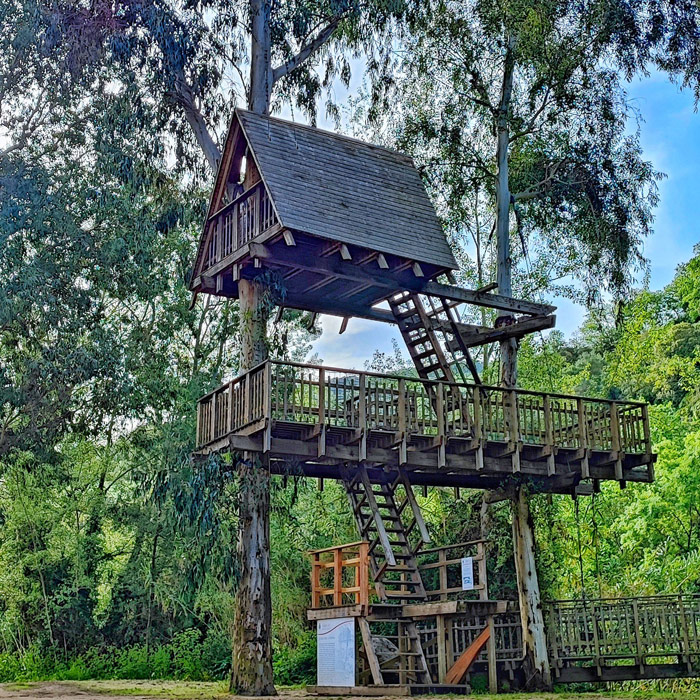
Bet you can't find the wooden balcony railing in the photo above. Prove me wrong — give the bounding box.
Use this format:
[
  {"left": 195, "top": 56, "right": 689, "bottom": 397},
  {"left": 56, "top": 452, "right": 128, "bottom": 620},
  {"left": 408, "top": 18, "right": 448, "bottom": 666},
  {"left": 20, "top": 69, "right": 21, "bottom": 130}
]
[
  {"left": 203, "top": 182, "right": 277, "bottom": 271},
  {"left": 310, "top": 541, "right": 371, "bottom": 610},
  {"left": 195, "top": 361, "right": 652, "bottom": 462}
]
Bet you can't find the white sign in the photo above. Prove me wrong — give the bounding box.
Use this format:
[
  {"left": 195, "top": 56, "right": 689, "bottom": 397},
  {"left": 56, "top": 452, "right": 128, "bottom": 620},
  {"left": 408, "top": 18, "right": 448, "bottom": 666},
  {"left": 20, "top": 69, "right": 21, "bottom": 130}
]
[
  {"left": 317, "top": 617, "right": 355, "bottom": 687},
  {"left": 461, "top": 556, "right": 475, "bottom": 590}
]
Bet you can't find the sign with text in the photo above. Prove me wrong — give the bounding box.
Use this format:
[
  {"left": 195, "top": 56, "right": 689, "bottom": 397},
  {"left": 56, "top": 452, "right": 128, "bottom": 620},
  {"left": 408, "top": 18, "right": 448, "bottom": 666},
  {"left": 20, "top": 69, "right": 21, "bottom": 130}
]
[
  {"left": 317, "top": 617, "right": 355, "bottom": 687},
  {"left": 461, "top": 556, "right": 475, "bottom": 591}
]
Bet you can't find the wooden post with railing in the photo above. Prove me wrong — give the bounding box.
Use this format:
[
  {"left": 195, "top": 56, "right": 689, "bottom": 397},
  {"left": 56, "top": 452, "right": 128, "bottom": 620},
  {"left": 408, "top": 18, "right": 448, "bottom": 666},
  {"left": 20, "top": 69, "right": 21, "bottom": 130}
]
[
  {"left": 577, "top": 397, "right": 590, "bottom": 479},
  {"left": 610, "top": 401, "right": 623, "bottom": 481}
]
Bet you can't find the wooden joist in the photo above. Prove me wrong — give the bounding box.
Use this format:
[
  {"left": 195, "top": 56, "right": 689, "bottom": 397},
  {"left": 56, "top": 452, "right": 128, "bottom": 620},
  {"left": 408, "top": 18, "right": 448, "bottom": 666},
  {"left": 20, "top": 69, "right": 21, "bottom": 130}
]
[{"left": 446, "top": 314, "right": 557, "bottom": 347}]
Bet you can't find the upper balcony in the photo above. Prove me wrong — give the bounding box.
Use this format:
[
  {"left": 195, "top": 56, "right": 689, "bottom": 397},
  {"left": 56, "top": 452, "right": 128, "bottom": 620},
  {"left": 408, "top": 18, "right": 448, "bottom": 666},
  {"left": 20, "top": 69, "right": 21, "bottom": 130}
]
[{"left": 195, "top": 361, "right": 654, "bottom": 494}]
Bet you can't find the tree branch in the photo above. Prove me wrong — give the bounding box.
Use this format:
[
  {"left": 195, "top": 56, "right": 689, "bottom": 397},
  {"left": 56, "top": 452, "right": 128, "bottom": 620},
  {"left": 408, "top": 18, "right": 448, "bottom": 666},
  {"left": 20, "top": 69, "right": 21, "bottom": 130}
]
[
  {"left": 169, "top": 65, "right": 222, "bottom": 172},
  {"left": 272, "top": 18, "right": 341, "bottom": 84}
]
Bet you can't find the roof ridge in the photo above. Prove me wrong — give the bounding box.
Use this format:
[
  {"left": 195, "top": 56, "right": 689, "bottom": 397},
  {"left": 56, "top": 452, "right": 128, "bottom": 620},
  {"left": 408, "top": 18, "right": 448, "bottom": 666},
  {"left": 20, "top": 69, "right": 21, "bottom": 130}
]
[{"left": 234, "top": 108, "right": 412, "bottom": 162}]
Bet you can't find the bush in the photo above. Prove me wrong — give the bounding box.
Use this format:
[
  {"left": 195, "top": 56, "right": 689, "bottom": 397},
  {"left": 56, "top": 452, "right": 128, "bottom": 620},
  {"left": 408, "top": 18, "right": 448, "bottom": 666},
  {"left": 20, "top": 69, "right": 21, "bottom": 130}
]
[
  {"left": 273, "top": 631, "right": 316, "bottom": 686},
  {"left": 0, "top": 628, "right": 231, "bottom": 683}
]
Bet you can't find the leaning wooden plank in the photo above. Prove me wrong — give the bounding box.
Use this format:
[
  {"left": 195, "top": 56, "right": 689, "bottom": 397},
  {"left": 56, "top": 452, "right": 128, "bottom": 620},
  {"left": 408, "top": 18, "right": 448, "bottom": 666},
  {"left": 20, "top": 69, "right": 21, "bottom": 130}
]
[
  {"left": 358, "top": 618, "right": 384, "bottom": 685},
  {"left": 398, "top": 467, "right": 431, "bottom": 544},
  {"left": 444, "top": 625, "right": 491, "bottom": 684}
]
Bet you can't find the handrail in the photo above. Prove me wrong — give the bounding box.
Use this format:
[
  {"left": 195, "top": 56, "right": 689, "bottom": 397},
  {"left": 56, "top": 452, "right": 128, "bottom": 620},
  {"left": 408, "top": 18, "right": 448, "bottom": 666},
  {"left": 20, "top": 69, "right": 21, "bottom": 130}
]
[{"left": 203, "top": 359, "right": 647, "bottom": 407}]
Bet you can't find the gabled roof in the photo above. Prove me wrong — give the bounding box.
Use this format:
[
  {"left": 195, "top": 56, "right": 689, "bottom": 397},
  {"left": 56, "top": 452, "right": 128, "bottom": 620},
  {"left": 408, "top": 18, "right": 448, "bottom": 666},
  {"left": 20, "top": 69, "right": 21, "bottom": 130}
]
[{"left": 196, "top": 109, "right": 457, "bottom": 278}]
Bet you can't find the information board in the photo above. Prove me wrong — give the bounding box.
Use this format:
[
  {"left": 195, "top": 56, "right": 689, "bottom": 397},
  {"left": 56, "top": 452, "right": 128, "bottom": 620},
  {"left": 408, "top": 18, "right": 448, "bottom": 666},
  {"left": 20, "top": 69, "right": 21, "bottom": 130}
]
[
  {"left": 317, "top": 617, "right": 355, "bottom": 687},
  {"left": 461, "top": 556, "right": 475, "bottom": 590}
]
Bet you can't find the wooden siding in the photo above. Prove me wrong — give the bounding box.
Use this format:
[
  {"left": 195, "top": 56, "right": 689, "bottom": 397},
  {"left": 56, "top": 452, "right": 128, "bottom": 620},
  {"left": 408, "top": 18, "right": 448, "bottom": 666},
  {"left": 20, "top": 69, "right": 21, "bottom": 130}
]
[{"left": 236, "top": 109, "right": 457, "bottom": 271}]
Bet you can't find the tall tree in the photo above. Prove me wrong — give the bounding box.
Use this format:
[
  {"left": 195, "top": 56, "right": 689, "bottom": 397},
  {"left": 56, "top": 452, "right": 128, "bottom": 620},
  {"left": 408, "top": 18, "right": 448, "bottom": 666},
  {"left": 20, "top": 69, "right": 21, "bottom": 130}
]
[{"left": 384, "top": 0, "right": 700, "bottom": 688}]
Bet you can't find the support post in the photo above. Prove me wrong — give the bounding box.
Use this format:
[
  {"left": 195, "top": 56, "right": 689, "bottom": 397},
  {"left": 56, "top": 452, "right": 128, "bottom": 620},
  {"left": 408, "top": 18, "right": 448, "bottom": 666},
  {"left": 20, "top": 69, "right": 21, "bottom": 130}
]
[{"left": 231, "top": 277, "right": 275, "bottom": 695}]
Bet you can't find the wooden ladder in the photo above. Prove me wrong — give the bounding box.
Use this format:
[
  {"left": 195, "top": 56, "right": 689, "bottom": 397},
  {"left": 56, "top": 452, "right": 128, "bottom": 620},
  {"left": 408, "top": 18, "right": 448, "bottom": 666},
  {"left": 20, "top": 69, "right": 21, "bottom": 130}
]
[
  {"left": 342, "top": 465, "right": 431, "bottom": 602},
  {"left": 359, "top": 616, "right": 432, "bottom": 685},
  {"left": 388, "top": 291, "right": 481, "bottom": 384}
]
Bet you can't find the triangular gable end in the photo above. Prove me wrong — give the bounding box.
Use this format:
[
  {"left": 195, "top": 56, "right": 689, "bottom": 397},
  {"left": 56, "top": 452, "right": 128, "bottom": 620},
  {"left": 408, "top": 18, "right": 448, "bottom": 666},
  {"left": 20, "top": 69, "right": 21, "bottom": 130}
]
[{"left": 190, "top": 110, "right": 281, "bottom": 289}]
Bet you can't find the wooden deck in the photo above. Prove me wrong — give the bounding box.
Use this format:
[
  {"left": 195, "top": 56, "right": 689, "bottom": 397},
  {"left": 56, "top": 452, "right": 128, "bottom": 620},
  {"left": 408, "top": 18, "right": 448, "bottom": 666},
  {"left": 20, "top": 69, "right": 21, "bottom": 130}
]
[{"left": 195, "top": 361, "right": 654, "bottom": 493}]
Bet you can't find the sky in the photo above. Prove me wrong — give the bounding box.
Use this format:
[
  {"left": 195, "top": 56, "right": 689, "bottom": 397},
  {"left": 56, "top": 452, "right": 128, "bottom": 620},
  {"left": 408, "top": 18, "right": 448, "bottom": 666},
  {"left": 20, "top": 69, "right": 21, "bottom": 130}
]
[{"left": 303, "top": 73, "right": 700, "bottom": 369}]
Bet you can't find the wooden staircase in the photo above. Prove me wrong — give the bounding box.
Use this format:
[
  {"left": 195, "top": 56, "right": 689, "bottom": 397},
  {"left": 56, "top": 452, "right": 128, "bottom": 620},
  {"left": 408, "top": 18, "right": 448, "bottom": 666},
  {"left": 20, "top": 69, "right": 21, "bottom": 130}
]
[
  {"left": 342, "top": 465, "right": 430, "bottom": 602},
  {"left": 343, "top": 464, "right": 434, "bottom": 685},
  {"left": 388, "top": 291, "right": 481, "bottom": 385}
]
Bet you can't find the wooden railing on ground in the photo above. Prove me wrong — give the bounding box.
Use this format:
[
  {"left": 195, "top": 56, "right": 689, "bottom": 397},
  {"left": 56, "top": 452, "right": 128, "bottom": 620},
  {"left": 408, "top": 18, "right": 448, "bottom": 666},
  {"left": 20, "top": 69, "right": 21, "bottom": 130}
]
[
  {"left": 546, "top": 594, "right": 700, "bottom": 673},
  {"left": 309, "top": 542, "right": 371, "bottom": 610},
  {"left": 196, "top": 360, "right": 652, "bottom": 462},
  {"left": 203, "top": 182, "right": 277, "bottom": 271}
]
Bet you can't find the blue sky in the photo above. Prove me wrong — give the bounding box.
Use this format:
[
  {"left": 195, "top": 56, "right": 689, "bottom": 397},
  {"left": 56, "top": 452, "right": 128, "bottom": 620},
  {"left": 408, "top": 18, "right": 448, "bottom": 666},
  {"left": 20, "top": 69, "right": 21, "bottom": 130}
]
[{"left": 307, "top": 74, "right": 700, "bottom": 368}]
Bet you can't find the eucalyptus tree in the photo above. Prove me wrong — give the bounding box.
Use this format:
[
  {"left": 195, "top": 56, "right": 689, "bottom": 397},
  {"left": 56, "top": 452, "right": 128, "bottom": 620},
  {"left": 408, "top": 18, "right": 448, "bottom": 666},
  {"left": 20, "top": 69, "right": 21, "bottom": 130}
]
[{"left": 383, "top": 0, "right": 700, "bottom": 688}]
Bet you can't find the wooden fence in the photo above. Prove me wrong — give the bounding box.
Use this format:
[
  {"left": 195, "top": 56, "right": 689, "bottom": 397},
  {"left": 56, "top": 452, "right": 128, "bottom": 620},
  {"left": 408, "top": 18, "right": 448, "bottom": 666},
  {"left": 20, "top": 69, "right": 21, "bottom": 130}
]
[{"left": 546, "top": 594, "right": 700, "bottom": 672}]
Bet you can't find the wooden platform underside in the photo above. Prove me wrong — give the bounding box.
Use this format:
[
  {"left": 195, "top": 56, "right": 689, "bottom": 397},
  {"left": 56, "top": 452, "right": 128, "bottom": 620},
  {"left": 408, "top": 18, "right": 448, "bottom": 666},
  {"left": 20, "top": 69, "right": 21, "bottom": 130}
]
[{"left": 197, "top": 425, "right": 653, "bottom": 494}]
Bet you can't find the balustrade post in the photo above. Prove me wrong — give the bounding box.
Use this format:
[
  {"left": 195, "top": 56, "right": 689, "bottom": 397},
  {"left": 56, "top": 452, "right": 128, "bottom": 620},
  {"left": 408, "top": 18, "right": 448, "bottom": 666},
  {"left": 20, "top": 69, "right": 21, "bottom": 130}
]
[
  {"left": 610, "top": 402, "right": 623, "bottom": 481},
  {"left": 577, "top": 398, "right": 590, "bottom": 479},
  {"left": 243, "top": 374, "right": 250, "bottom": 425},
  {"left": 543, "top": 394, "right": 555, "bottom": 476},
  {"left": 359, "top": 542, "right": 370, "bottom": 611},
  {"left": 398, "top": 378, "right": 407, "bottom": 465},
  {"left": 196, "top": 400, "right": 201, "bottom": 447},
  {"left": 209, "top": 395, "right": 216, "bottom": 444},
  {"left": 263, "top": 363, "right": 272, "bottom": 453},
  {"left": 678, "top": 594, "right": 693, "bottom": 672},
  {"left": 436, "top": 382, "right": 446, "bottom": 468},
  {"left": 632, "top": 598, "right": 644, "bottom": 670},
  {"left": 473, "top": 386, "right": 484, "bottom": 470},
  {"left": 358, "top": 373, "right": 367, "bottom": 462},
  {"left": 333, "top": 547, "right": 342, "bottom": 607}
]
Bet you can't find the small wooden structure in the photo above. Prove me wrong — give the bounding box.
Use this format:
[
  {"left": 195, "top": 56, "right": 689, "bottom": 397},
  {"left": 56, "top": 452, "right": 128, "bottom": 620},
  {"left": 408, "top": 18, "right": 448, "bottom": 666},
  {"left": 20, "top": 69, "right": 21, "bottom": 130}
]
[{"left": 307, "top": 540, "right": 505, "bottom": 694}]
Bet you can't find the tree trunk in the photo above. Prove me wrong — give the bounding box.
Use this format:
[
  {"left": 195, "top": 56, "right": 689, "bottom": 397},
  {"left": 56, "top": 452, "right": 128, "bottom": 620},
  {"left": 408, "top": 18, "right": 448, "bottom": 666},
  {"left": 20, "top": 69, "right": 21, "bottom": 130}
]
[
  {"left": 494, "top": 35, "right": 552, "bottom": 691},
  {"left": 512, "top": 487, "right": 552, "bottom": 689},
  {"left": 230, "top": 8, "right": 275, "bottom": 690}
]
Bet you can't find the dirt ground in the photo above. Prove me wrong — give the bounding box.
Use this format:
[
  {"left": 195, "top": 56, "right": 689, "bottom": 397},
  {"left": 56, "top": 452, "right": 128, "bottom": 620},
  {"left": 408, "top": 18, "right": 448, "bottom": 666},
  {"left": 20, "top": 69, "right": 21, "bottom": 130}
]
[{"left": 1, "top": 682, "right": 700, "bottom": 700}]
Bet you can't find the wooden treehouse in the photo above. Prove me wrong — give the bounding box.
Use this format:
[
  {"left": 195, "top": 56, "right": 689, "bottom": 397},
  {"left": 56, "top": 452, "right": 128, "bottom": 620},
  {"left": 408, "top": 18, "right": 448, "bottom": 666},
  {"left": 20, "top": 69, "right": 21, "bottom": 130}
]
[{"left": 191, "top": 110, "right": 662, "bottom": 691}]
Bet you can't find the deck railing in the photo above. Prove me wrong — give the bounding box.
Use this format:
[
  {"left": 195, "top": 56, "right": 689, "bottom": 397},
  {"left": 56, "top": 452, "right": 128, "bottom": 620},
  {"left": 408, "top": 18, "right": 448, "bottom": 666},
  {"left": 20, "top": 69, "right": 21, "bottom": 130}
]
[
  {"left": 196, "top": 361, "right": 652, "bottom": 458},
  {"left": 203, "top": 182, "right": 277, "bottom": 271},
  {"left": 545, "top": 594, "right": 700, "bottom": 670}
]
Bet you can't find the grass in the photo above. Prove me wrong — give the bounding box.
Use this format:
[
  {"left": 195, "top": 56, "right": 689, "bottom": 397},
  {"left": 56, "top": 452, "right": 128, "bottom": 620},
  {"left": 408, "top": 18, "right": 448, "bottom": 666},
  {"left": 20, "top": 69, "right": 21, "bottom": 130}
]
[{"left": 3, "top": 682, "right": 700, "bottom": 700}]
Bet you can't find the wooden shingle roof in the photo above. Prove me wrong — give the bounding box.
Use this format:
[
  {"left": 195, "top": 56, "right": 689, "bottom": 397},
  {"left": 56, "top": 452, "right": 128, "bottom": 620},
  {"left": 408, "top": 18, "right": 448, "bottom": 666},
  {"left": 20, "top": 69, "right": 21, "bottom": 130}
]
[{"left": 235, "top": 109, "right": 457, "bottom": 271}]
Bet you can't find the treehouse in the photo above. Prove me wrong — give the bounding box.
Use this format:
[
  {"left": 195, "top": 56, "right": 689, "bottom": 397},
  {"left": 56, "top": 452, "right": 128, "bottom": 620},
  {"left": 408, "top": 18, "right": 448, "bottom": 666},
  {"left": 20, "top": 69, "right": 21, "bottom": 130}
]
[{"left": 191, "top": 110, "right": 662, "bottom": 693}]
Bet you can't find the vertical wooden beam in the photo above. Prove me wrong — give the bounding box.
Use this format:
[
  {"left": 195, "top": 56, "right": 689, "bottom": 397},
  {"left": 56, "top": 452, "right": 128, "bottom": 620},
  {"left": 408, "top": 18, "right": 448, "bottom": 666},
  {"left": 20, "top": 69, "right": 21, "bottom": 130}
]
[
  {"left": 577, "top": 398, "right": 590, "bottom": 479},
  {"left": 398, "top": 378, "right": 407, "bottom": 465},
  {"left": 359, "top": 542, "right": 370, "bottom": 612},
  {"left": 436, "top": 382, "right": 446, "bottom": 468},
  {"left": 610, "top": 401, "right": 623, "bottom": 481},
  {"left": 436, "top": 614, "right": 448, "bottom": 682},
  {"left": 358, "top": 373, "right": 367, "bottom": 462},
  {"left": 333, "top": 547, "right": 342, "bottom": 607},
  {"left": 543, "top": 394, "right": 555, "bottom": 476},
  {"left": 473, "top": 386, "right": 484, "bottom": 470},
  {"left": 263, "top": 363, "right": 272, "bottom": 453},
  {"left": 317, "top": 368, "right": 326, "bottom": 458},
  {"left": 478, "top": 541, "right": 498, "bottom": 693}
]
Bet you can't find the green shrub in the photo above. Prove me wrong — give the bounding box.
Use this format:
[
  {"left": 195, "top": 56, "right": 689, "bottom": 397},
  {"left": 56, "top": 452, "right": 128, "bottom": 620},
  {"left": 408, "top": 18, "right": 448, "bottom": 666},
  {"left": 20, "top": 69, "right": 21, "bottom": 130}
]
[{"left": 273, "top": 631, "right": 316, "bottom": 686}]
